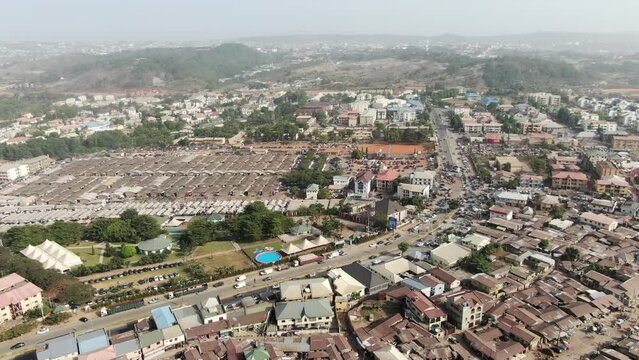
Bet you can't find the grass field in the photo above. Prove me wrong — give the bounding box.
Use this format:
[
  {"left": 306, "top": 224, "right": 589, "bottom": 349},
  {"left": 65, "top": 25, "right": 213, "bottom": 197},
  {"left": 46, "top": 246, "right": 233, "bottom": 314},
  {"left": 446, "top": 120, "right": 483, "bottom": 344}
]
[
  {"left": 196, "top": 251, "right": 254, "bottom": 273},
  {"left": 72, "top": 248, "right": 102, "bottom": 266},
  {"left": 192, "top": 241, "right": 235, "bottom": 257}
]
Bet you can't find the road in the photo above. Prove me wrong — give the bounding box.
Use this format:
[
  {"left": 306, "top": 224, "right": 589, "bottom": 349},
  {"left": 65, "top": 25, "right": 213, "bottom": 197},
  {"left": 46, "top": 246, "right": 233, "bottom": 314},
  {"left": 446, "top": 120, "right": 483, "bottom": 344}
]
[
  {"left": 432, "top": 108, "right": 458, "bottom": 167},
  {"left": 7, "top": 211, "right": 459, "bottom": 357}
]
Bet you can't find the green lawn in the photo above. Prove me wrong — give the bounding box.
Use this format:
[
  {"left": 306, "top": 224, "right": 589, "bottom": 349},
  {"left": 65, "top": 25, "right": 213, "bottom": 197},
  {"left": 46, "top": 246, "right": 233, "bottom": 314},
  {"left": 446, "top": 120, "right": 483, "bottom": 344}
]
[
  {"left": 197, "top": 251, "right": 254, "bottom": 273},
  {"left": 192, "top": 241, "right": 235, "bottom": 257},
  {"left": 71, "top": 248, "right": 102, "bottom": 266}
]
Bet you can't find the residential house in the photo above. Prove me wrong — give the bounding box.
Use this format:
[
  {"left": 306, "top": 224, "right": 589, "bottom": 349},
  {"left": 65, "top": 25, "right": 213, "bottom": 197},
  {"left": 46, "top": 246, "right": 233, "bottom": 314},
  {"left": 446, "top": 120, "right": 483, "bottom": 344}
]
[
  {"left": 579, "top": 212, "right": 619, "bottom": 231},
  {"left": 429, "top": 268, "right": 461, "bottom": 291},
  {"left": 161, "top": 325, "right": 185, "bottom": 349},
  {"left": 0, "top": 273, "right": 43, "bottom": 323},
  {"left": 36, "top": 333, "right": 79, "bottom": 360},
  {"left": 494, "top": 191, "right": 530, "bottom": 207},
  {"left": 417, "top": 274, "right": 446, "bottom": 297},
  {"left": 306, "top": 184, "right": 320, "bottom": 200},
  {"left": 489, "top": 206, "right": 514, "bottom": 221},
  {"left": 470, "top": 274, "right": 503, "bottom": 298},
  {"left": 341, "top": 262, "right": 389, "bottom": 295},
  {"left": 551, "top": 171, "right": 590, "bottom": 191},
  {"left": 280, "top": 278, "right": 334, "bottom": 302},
  {"left": 397, "top": 183, "right": 430, "bottom": 200},
  {"left": 371, "top": 258, "right": 426, "bottom": 283},
  {"left": 327, "top": 268, "right": 366, "bottom": 301},
  {"left": 595, "top": 161, "right": 619, "bottom": 178},
  {"left": 519, "top": 174, "right": 544, "bottom": 190},
  {"left": 0, "top": 163, "right": 28, "bottom": 182},
  {"left": 446, "top": 291, "right": 490, "bottom": 330},
  {"left": 404, "top": 290, "right": 447, "bottom": 332},
  {"left": 463, "top": 329, "right": 526, "bottom": 360},
  {"left": 431, "top": 243, "right": 471, "bottom": 267},
  {"left": 337, "top": 112, "right": 359, "bottom": 127},
  {"left": 595, "top": 176, "right": 632, "bottom": 196},
  {"left": 274, "top": 299, "right": 334, "bottom": 332},
  {"left": 139, "top": 330, "right": 165, "bottom": 359},
  {"left": 461, "top": 233, "right": 491, "bottom": 251},
  {"left": 77, "top": 329, "right": 110, "bottom": 355},
  {"left": 197, "top": 296, "right": 227, "bottom": 324},
  {"left": 612, "top": 136, "right": 639, "bottom": 151}
]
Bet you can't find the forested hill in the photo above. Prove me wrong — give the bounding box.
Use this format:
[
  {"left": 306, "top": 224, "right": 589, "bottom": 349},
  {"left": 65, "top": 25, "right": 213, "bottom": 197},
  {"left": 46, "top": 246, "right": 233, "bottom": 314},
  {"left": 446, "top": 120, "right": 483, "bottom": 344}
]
[{"left": 30, "top": 43, "right": 273, "bottom": 90}]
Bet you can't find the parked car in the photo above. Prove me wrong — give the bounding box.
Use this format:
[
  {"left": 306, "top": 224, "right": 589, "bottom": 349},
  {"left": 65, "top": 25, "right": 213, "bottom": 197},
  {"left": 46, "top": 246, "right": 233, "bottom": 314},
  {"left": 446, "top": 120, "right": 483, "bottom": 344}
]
[
  {"left": 148, "top": 297, "right": 159, "bottom": 304},
  {"left": 79, "top": 317, "right": 89, "bottom": 322},
  {"left": 213, "top": 281, "right": 224, "bottom": 288},
  {"left": 37, "top": 327, "right": 49, "bottom": 335},
  {"left": 10, "top": 342, "right": 25, "bottom": 350}
]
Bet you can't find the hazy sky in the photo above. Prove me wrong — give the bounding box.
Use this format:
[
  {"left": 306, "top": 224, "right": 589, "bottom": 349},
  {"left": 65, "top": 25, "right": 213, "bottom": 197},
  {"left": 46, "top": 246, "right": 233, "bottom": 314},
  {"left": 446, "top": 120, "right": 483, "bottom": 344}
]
[{"left": 2, "top": 0, "right": 638, "bottom": 41}]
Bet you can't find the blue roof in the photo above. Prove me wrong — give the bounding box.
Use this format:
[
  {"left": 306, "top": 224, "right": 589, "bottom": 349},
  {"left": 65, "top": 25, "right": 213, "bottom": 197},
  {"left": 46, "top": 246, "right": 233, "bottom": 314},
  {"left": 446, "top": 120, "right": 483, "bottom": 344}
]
[
  {"left": 401, "top": 278, "right": 427, "bottom": 291},
  {"left": 407, "top": 99, "right": 425, "bottom": 112},
  {"left": 151, "top": 305, "right": 176, "bottom": 329},
  {"left": 481, "top": 97, "right": 500, "bottom": 106},
  {"left": 465, "top": 92, "right": 481, "bottom": 98},
  {"left": 77, "top": 329, "right": 109, "bottom": 354}
]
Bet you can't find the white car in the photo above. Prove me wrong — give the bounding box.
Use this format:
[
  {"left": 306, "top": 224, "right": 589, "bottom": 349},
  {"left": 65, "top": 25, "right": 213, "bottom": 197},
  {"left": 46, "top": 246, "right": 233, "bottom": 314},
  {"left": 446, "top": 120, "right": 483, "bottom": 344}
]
[
  {"left": 148, "top": 297, "right": 159, "bottom": 304},
  {"left": 37, "top": 327, "right": 49, "bottom": 335},
  {"left": 272, "top": 284, "right": 280, "bottom": 289},
  {"left": 368, "top": 243, "right": 377, "bottom": 248},
  {"left": 372, "top": 259, "right": 383, "bottom": 265}
]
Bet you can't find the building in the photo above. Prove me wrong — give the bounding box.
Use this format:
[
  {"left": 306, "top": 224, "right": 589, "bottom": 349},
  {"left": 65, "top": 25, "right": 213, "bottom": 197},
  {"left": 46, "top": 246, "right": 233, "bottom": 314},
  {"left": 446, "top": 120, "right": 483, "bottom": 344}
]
[
  {"left": 161, "top": 325, "right": 185, "bottom": 349},
  {"left": 77, "top": 329, "right": 110, "bottom": 355},
  {"left": 528, "top": 92, "right": 561, "bottom": 106},
  {"left": 374, "top": 198, "right": 407, "bottom": 229},
  {"left": 332, "top": 175, "right": 352, "bottom": 190},
  {"left": 431, "top": 243, "right": 471, "bottom": 267},
  {"left": 139, "top": 330, "right": 165, "bottom": 359},
  {"left": 360, "top": 109, "right": 377, "bottom": 126},
  {"left": 354, "top": 171, "right": 374, "bottom": 198},
  {"left": 429, "top": 268, "right": 461, "bottom": 291},
  {"left": 417, "top": 274, "right": 446, "bottom": 297},
  {"left": 519, "top": 174, "right": 544, "bottom": 190},
  {"left": 612, "top": 135, "right": 639, "bottom": 151},
  {"left": 397, "top": 183, "right": 430, "bottom": 199},
  {"left": 494, "top": 191, "right": 530, "bottom": 207},
  {"left": 495, "top": 156, "right": 523, "bottom": 173},
  {"left": 305, "top": 184, "right": 319, "bottom": 200},
  {"left": 197, "top": 296, "right": 227, "bottom": 324},
  {"left": 460, "top": 233, "right": 491, "bottom": 250},
  {"left": 370, "top": 258, "right": 426, "bottom": 283},
  {"left": 152, "top": 305, "right": 177, "bottom": 329},
  {"left": 488, "top": 206, "right": 514, "bottom": 221},
  {"left": 327, "top": 268, "right": 366, "bottom": 300},
  {"left": 579, "top": 212, "right": 619, "bottom": 231},
  {"left": 0, "top": 162, "right": 28, "bottom": 182},
  {"left": 280, "top": 278, "right": 334, "bottom": 301},
  {"left": 20, "top": 240, "right": 82, "bottom": 273},
  {"left": 408, "top": 170, "right": 437, "bottom": 188},
  {"left": 137, "top": 235, "right": 173, "bottom": 255},
  {"left": 551, "top": 171, "right": 589, "bottom": 191},
  {"left": 446, "top": 291, "right": 489, "bottom": 330},
  {"left": 274, "top": 298, "right": 334, "bottom": 332},
  {"left": 595, "top": 161, "right": 619, "bottom": 178},
  {"left": 404, "top": 290, "right": 447, "bottom": 331},
  {"left": 341, "top": 262, "right": 389, "bottom": 295},
  {"left": 375, "top": 170, "right": 400, "bottom": 193},
  {"left": 470, "top": 274, "right": 503, "bottom": 297},
  {"left": 337, "top": 112, "right": 359, "bottom": 127},
  {"left": 36, "top": 333, "right": 79, "bottom": 360},
  {"left": 19, "top": 155, "right": 54, "bottom": 175},
  {"left": 463, "top": 329, "right": 526, "bottom": 360},
  {"left": 595, "top": 176, "right": 632, "bottom": 196},
  {"left": 0, "top": 273, "right": 43, "bottom": 323}
]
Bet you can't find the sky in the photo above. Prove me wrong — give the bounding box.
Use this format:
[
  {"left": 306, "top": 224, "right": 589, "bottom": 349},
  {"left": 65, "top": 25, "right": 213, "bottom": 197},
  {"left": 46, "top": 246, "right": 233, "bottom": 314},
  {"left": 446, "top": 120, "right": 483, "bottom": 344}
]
[{"left": 2, "top": 0, "right": 638, "bottom": 42}]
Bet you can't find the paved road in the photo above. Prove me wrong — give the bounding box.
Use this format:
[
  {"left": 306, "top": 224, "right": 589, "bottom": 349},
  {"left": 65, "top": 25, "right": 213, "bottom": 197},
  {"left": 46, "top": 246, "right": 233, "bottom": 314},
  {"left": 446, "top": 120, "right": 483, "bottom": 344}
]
[
  {"left": 7, "top": 211, "right": 459, "bottom": 357},
  {"left": 432, "top": 108, "right": 458, "bottom": 167}
]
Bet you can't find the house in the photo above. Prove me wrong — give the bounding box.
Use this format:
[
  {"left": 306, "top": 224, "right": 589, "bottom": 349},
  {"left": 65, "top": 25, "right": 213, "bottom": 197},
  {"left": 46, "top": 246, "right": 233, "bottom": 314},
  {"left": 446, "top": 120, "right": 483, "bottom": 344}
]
[
  {"left": 371, "top": 258, "right": 426, "bottom": 283},
  {"left": 18, "top": 155, "right": 54, "bottom": 175},
  {"left": 113, "top": 338, "right": 142, "bottom": 360},
  {"left": 418, "top": 274, "right": 446, "bottom": 297},
  {"left": 470, "top": 274, "right": 503, "bottom": 297},
  {"left": 404, "top": 290, "right": 447, "bottom": 331},
  {"left": 0, "top": 162, "right": 28, "bottom": 181},
  {"left": 354, "top": 171, "right": 375, "bottom": 198},
  {"left": 397, "top": 183, "right": 430, "bottom": 199},
  {"left": 595, "top": 161, "right": 619, "bottom": 178},
  {"left": 494, "top": 191, "right": 530, "bottom": 207},
  {"left": 461, "top": 233, "right": 491, "bottom": 251},
  {"left": 360, "top": 109, "right": 377, "bottom": 126},
  {"left": 611, "top": 135, "right": 639, "bottom": 151},
  {"left": 431, "top": 243, "right": 471, "bottom": 267},
  {"left": 332, "top": 176, "right": 352, "bottom": 190},
  {"left": 274, "top": 298, "right": 334, "bottom": 332},
  {"left": 77, "top": 329, "right": 110, "bottom": 355},
  {"left": 529, "top": 92, "right": 561, "bottom": 106},
  {"left": 496, "top": 156, "right": 523, "bottom": 173},
  {"left": 446, "top": 291, "right": 490, "bottom": 330},
  {"left": 489, "top": 206, "right": 514, "bottom": 221},
  {"left": 374, "top": 198, "right": 407, "bottom": 229},
  {"left": 341, "top": 262, "right": 389, "bottom": 295},
  {"left": 375, "top": 170, "right": 400, "bottom": 193},
  {"left": 372, "top": 345, "right": 410, "bottom": 360},
  {"left": 280, "top": 278, "right": 334, "bottom": 301},
  {"left": 0, "top": 273, "right": 43, "bottom": 323},
  {"left": 590, "top": 198, "right": 617, "bottom": 213},
  {"left": 197, "top": 296, "right": 227, "bottom": 324},
  {"left": 36, "top": 333, "right": 79, "bottom": 360},
  {"left": 137, "top": 235, "right": 173, "bottom": 255},
  {"left": 161, "top": 325, "right": 185, "bottom": 349},
  {"left": 551, "top": 171, "right": 589, "bottom": 191},
  {"left": 337, "top": 112, "right": 359, "bottom": 127},
  {"left": 306, "top": 184, "right": 319, "bottom": 200},
  {"left": 327, "top": 268, "right": 366, "bottom": 300},
  {"left": 579, "top": 212, "right": 619, "bottom": 231},
  {"left": 428, "top": 268, "right": 461, "bottom": 290},
  {"left": 595, "top": 176, "right": 632, "bottom": 196},
  {"left": 519, "top": 174, "right": 544, "bottom": 190},
  {"left": 463, "top": 328, "right": 526, "bottom": 360},
  {"left": 151, "top": 305, "right": 177, "bottom": 329},
  {"left": 139, "top": 330, "right": 165, "bottom": 359}
]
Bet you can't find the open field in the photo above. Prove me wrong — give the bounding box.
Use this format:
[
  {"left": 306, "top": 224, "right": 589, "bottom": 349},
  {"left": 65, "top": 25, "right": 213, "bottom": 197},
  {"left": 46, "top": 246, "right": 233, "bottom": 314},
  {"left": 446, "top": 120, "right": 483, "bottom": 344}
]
[
  {"left": 71, "top": 248, "right": 102, "bottom": 266},
  {"left": 192, "top": 241, "right": 235, "bottom": 257},
  {"left": 358, "top": 143, "right": 427, "bottom": 155},
  {"left": 196, "top": 251, "right": 254, "bottom": 273}
]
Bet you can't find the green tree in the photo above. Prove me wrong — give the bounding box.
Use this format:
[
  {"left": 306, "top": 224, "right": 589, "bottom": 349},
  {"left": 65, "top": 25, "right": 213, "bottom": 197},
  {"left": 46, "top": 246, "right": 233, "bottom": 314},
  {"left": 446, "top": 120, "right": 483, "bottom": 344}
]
[
  {"left": 317, "top": 188, "right": 330, "bottom": 199},
  {"left": 351, "top": 149, "right": 365, "bottom": 160},
  {"left": 561, "top": 247, "right": 580, "bottom": 261},
  {"left": 120, "top": 208, "right": 139, "bottom": 222},
  {"left": 398, "top": 242, "right": 410, "bottom": 254},
  {"left": 318, "top": 216, "right": 342, "bottom": 237},
  {"left": 120, "top": 244, "right": 137, "bottom": 258},
  {"left": 539, "top": 239, "right": 550, "bottom": 250},
  {"left": 57, "top": 281, "right": 94, "bottom": 304},
  {"left": 105, "top": 220, "right": 138, "bottom": 243},
  {"left": 129, "top": 215, "right": 163, "bottom": 240},
  {"left": 180, "top": 217, "right": 217, "bottom": 250},
  {"left": 449, "top": 199, "right": 461, "bottom": 209}
]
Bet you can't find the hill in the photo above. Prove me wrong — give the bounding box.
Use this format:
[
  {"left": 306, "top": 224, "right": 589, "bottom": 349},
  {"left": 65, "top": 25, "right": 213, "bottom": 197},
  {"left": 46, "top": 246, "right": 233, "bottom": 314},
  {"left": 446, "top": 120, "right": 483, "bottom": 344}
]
[{"left": 6, "top": 43, "right": 273, "bottom": 91}]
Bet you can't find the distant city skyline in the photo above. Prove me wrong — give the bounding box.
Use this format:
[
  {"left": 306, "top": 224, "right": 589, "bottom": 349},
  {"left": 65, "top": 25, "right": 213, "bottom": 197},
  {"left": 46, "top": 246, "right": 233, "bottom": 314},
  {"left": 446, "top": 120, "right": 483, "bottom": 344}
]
[{"left": 1, "top": 0, "right": 638, "bottom": 42}]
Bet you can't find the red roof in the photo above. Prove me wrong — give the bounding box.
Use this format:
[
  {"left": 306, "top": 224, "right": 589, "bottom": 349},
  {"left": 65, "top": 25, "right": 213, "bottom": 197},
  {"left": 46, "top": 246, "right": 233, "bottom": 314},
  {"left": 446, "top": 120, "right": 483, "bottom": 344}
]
[
  {"left": 0, "top": 273, "right": 42, "bottom": 308},
  {"left": 376, "top": 170, "right": 401, "bottom": 182},
  {"left": 552, "top": 171, "right": 588, "bottom": 181}
]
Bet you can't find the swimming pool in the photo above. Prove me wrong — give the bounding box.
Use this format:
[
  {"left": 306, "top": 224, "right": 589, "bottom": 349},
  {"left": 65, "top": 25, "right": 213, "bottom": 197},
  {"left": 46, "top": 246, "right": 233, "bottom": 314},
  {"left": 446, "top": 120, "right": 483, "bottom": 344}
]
[{"left": 255, "top": 251, "right": 282, "bottom": 264}]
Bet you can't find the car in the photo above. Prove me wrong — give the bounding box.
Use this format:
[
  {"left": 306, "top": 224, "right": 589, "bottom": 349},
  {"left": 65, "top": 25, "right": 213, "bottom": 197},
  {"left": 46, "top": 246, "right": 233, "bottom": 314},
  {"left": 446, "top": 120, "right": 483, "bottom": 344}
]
[
  {"left": 376, "top": 241, "right": 384, "bottom": 245},
  {"left": 79, "top": 317, "right": 89, "bottom": 322},
  {"left": 263, "top": 276, "right": 273, "bottom": 281},
  {"left": 368, "top": 243, "right": 377, "bottom": 248},
  {"left": 272, "top": 284, "right": 280, "bottom": 289},
  {"left": 372, "top": 259, "right": 383, "bottom": 265},
  {"left": 10, "top": 342, "right": 25, "bottom": 350},
  {"left": 37, "top": 327, "right": 49, "bottom": 335},
  {"left": 148, "top": 297, "right": 159, "bottom": 304},
  {"left": 369, "top": 255, "right": 378, "bottom": 260},
  {"left": 213, "top": 281, "right": 224, "bottom": 288},
  {"left": 307, "top": 272, "right": 316, "bottom": 278}
]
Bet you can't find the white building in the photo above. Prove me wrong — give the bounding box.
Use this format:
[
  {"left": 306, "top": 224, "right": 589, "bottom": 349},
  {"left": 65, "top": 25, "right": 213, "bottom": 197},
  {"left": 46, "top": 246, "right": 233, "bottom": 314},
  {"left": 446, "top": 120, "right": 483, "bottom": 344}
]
[
  {"left": 274, "top": 299, "right": 334, "bottom": 332},
  {"left": 0, "top": 163, "right": 28, "bottom": 182},
  {"left": 409, "top": 170, "right": 437, "bottom": 188},
  {"left": 460, "top": 233, "right": 491, "bottom": 250},
  {"left": 397, "top": 183, "right": 430, "bottom": 199},
  {"left": 529, "top": 92, "right": 561, "bottom": 106},
  {"left": 431, "top": 243, "right": 471, "bottom": 267},
  {"left": 579, "top": 212, "right": 619, "bottom": 231}
]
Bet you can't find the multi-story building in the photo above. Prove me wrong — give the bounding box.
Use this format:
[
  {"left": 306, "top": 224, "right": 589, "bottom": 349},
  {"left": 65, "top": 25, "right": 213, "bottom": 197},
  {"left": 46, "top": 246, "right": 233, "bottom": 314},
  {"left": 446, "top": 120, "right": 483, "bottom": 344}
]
[
  {"left": 446, "top": 291, "right": 487, "bottom": 330},
  {"left": 482, "top": 122, "right": 503, "bottom": 133},
  {"left": 579, "top": 212, "right": 619, "bottom": 231},
  {"left": 397, "top": 183, "right": 430, "bottom": 199},
  {"left": 612, "top": 135, "right": 639, "bottom": 151},
  {"left": 354, "top": 171, "right": 374, "bottom": 198},
  {"left": 551, "top": 171, "right": 589, "bottom": 191},
  {"left": 18, "top": 155, "right": 54, "bottom": 175},
  {"left": 596, "top": 161, "right": 619, "bottom": 178},
  {"left": 336, "top": 112, "right": 359, "bottom": 127},
  {"left": 409, "top": 170, "right": 437, "bottom": 188},
  {"left": 274, "top": 299, "right": 334, "bottom": 332},
  {"left": 0, "top": 273, "right": 43, "bottom": 323},
  {"left": 595, "top": 176, "right": 632, "bottom": 196},
  {"left": 404, "top": 290, "right": 447, "bottom": 332},
  {"left": 375, "top": 170, "right": 400, "bottom": 193},
  {"left": 528, "top": 92, "right": 561, "bottom": 106},
  {"left": 495, "top": 156, "right": 522, "bottom": 173},
  {"left": 519, "top": 174, "right": 544, "bottom": 190},
  {"left": 0, "top": 163, "right": 28, "bottom": 182}
]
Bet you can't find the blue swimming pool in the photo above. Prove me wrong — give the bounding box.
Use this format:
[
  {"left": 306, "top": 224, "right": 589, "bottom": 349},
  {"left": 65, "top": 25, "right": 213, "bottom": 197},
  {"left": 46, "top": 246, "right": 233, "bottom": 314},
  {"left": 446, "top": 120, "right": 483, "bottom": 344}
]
[{"left": 255, "top": 251, "right": 282, "bottom": 264}]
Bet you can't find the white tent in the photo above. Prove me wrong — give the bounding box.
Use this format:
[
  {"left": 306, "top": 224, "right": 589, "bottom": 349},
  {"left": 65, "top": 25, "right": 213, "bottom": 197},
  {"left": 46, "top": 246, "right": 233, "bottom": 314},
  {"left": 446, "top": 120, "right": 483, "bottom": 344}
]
[
  {"left": 21, "top": 239, "right": 83, "bottom": 272},
  {"left": 282, "top": 243, "right": 302, "bottom": 255}
]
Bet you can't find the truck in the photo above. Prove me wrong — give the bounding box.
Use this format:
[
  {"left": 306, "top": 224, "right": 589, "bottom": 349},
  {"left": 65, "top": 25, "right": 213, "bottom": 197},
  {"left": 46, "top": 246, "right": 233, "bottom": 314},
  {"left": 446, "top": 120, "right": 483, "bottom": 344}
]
[
  {"left": 101, "top": 299, "right": 145, "bottom": 317},
  {"left": 260, "top": 268, "right": 273, "bottom": 275},
  {"left": 167, "top": 284, "right": 208, "bottom": 299},
  {"left": 236, "top": 275, "right": 247, "bottom": 282},
  {"left": 234, "top": 281, "right": 246, "bottom": 289}
]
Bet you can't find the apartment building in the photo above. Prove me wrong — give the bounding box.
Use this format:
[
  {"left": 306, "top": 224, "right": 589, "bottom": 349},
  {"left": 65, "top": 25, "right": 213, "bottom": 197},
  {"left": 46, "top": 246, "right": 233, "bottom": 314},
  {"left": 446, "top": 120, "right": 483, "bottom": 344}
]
[
  {"left": 397, "top": 183, "right": 430, "bottom": 199},
  {"left": 404, "top": 290, "right": 447, "bottom": 332},
  {"left": 551, "top": 171, "right": 589, "bottom": 191},
  {"left": 274, "top": 299, "right": 334, "bottom": 332},
  {"left": 595, "top": 161, "right": 619, "bottom": 178},
  {"left": 19, "top": 155, "right": 54, "bottom": 175},
  {"left": 612, "top": 135, "right": 639, "bottom": 151},
  {"left": 595, "top": 176, "right": 632, "bottom": 196},
  {"left": 0, "top": 273, "right": 43, "bottom": 323},
  {"left": 579, "top": 212, "right": 619, "bottom": 231},
  {"left": 0, "top": 163, "right": 28, "bottom": 182},
  {"left": 375, "top": 169, "right": 400, "bottom": 193},
  {"left": 519, "top": 174, "right": 544, "bottom": 190},
  {"left": 446, "top": 291, "right": 488, "bottom": 331},
  {"left": 336, "top": 112, "right": 359, "bottom": 127},
  {"left": 409, "top": 170, "right": 437, "bottom": 188},
  {"left": 528, "top": 92, "right": 561, "bottom": 106}
]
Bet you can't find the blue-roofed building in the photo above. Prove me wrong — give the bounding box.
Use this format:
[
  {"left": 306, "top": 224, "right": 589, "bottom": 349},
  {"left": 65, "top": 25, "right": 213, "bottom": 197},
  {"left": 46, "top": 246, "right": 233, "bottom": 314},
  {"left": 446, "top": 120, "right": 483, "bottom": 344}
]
[
  {"left": 77, "top": 328, "right": 109, "bottom": 354},
  {"left": 481, "top": 97, "right": 500, "bottom": 107},
  {"left": 152, "top": 305, "right": 177, "bottom": 329},
  {"left": 81, "top": 120, "right": 112, "bottom": 132},
  {"left": 407, "top": 99, "right": 425, "bottom": 113},
  {"left": 465, "top": 92, "right": 481, "bottom": 101},
  {"left": 36, "top": 333, "right": 79, "bottom": 360},
  {"left": 401, "top": 278, "right": 430, "bottom": 294}
]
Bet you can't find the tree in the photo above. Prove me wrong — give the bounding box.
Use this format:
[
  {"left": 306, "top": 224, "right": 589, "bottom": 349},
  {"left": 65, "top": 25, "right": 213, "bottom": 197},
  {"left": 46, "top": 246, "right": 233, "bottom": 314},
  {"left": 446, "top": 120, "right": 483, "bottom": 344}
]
[
  {"left": 449, "top": 199, "right": 461, "bottom": 209},
  {"left": 180, "top": 217, "right": 217, "bottom": 250},
  {"left": 57, "top": 281, "right": 94, "bottom": 304},
  {"left": 398, "top": 242, "right": 410, "bottom": 254},
  {"left": 551, "top": 205, "right": 566, "bottom": 219},
  {"left": 84, "top": 218, "right": 116, "bottom": 242},
  {"left": 105, "top": 220, "right": 138, "bottom": 243},
  {"left": 317, "top": 188, "right": 330, "bottom": 199},
  {"left": 561, "top": 247, "right": 580, "bottom": 261},
  {"left": 120, "top": 208, "right": 139, "bottom": 222},
  {"left": 351, "top": 149, "right": 365, "bottom": 160},
  {"left": 318, "top": 216, "right": 342, "bottom": 237},
  {"left": 120, "top": 244, "right": 137, "bottom": 258},
  {"left": 539, "top": 239, "right": 550, "bottom": 250},
  {"left": 129, "top": 215, "right": 163, "bottom": 240}
]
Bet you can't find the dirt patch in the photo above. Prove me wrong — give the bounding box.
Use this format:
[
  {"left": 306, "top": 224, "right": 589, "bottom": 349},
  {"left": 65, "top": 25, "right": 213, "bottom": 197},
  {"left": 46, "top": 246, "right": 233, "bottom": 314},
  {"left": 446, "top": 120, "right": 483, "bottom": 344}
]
[{"left": 358, "top": 143, "right": 427, "bottom": 156}]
